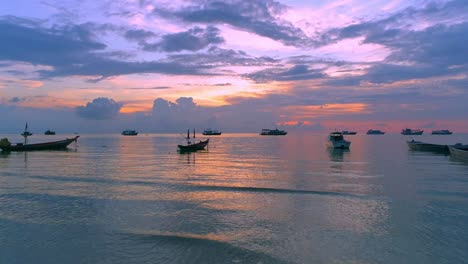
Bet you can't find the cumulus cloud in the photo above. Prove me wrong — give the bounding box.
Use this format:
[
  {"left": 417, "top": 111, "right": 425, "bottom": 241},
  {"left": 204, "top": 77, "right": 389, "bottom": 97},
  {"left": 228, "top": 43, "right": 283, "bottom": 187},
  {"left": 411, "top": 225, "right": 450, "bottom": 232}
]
[{"left": 76, "top": 97, "right": 122, "bottom": 120}]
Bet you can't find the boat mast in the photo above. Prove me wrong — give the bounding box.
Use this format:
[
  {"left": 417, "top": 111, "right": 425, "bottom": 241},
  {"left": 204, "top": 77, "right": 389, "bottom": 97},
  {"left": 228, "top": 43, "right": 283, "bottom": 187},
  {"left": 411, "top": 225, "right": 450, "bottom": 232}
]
[
  {"left": 23, "top": 122, "right": 29, "bottom": 144},
  {"left": 193, "top": 128, "right": 196, "bottom": 139},
  {"left": 187, "top": 129, "right": 191, "bottom": 144}
]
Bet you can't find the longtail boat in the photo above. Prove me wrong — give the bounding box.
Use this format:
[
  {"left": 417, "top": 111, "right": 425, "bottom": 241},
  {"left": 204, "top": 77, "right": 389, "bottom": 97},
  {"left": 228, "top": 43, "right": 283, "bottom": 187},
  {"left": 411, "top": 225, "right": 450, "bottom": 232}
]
[
  {"left": 0, "top": 136, "right": 79, "bottom": 151},
  {"left": 178, "top": 129, "right": 209, "bottom": 152}
]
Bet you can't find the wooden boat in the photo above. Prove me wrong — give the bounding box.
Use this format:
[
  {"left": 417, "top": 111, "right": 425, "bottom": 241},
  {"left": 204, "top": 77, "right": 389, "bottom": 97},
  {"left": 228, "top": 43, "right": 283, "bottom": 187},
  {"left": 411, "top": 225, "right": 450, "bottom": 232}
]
[
  {"left": 327, "top": 132, "right": 351, "bottom": 149},
  {"left": 122, "top": 129, "right": 138, "bottom": 136},
  {"left": 260, "top": 128, "right": 287, "bottom": 135},
  {"left": 0, "top": 136, "right": 79, "bottom": 151},
  {"left": 202, "top": 128, "right": 222, "bottom": 135},
  {"left": 449, "top": 145, "right": 468, "bottom": 161},
  {"left": 178, "top": 129, "right": 209, "bottom": 152},
  {"left": 401, "top": 128, "right": 423, "bottom": 135},
  {"left": 44, "top": 130, "right": 56, "bottom": 135},
  {"left": 406, "top": 140, "right": 449, "bottom": 153}
]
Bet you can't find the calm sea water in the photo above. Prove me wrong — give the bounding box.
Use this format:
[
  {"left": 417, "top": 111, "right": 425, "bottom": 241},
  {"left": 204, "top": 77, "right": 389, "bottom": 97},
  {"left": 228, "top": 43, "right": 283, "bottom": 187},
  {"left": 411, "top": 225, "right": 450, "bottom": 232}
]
[{"left": 1, "top": 133, "right": 467, "bottom": 264}]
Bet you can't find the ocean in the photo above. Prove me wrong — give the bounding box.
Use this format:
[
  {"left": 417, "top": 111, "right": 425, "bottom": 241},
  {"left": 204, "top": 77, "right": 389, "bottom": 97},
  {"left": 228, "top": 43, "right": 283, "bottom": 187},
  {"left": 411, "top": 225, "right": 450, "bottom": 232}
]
[{"left": 1, "top": 133, "right": 467, "bottom": 264}]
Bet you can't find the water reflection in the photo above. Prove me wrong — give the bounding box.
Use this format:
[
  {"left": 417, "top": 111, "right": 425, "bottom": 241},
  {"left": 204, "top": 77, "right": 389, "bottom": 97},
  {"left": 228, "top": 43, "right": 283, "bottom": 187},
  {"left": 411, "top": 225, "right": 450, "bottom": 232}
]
[{"left": 328, "top": 148, "right": 350, "bottom": 162}]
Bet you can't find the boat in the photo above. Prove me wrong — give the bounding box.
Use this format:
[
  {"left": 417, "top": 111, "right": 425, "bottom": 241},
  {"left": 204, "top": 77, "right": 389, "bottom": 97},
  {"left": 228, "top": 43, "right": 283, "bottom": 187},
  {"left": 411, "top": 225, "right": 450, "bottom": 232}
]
[
  {"left": 327, "top": 132, "right": 351, "bottom": 149},
  {"left": 0, "top": 136, "right": 79, "bottom": 151},
  {"left": 44, "top": 130, "right": 56, "bottom": 135},
  {"left": 202, "top": 128, "right": 222, "bottom": 135},
  {"left": 431, "top": 130, "right": 453, "bottom": 135},
  {"left": 366, "top": 129, "right": 385, "bottom": 135},
  {"left": 448, "top": 144, "right": 468, "bottom": 161},
  {"left": 260, "top": 128, "right": 287, "bottom": 136},
  {"left": 122, "top": 129, "right": 138, "bottom": 136},
  {"left": 178, "top": 129, "right": 209, "bottom": 152},
  {"left": 401, "top": 128, "right": 423, "bottom": 135},
  {"left": 406, "top": 140, "right": 449, "bottom": 154},
  {"left": 21, "top": 123, "right": 32, "bottom": 136},
  {"left": 342, "top": 130, "right": 357, "bottom": 135}
]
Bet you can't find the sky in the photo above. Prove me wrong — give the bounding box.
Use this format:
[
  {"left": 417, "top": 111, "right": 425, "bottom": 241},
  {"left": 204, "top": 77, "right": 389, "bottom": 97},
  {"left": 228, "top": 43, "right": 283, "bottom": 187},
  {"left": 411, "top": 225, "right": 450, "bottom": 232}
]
[{"left": 1, "top": 0, "right": 467, "bottom": 133}]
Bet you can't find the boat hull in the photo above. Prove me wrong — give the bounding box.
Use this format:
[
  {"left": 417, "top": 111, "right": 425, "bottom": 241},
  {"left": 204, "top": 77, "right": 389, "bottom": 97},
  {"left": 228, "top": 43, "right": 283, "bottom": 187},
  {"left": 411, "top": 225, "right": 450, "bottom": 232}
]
[
  {"left": 178, "top": 139, "right": 209, "bottom": 152},
  {"left": 449, "top": 147, "right": 468, "bottom": 161},
  {"left": 0, "top": 136, "right": 79, "bottom": 151},
  {"left": 431, "top": 131, "right": 453, "bottom": 135},
  {"left": 406, "top": 140, "right": 449, "bottom": 153},
  {"left": 202, "top": 132, "right": 222, "bottom": 135}
]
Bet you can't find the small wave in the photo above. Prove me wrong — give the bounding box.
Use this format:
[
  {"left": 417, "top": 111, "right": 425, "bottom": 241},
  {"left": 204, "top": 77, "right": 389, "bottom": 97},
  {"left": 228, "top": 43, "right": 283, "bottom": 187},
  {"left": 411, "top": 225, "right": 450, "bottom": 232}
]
[
  {"left": 119, "top": 230, "right": 288, "bottom": 264},
  {"left": 189, "top": 184, "right": 368, "bottom": 199}
]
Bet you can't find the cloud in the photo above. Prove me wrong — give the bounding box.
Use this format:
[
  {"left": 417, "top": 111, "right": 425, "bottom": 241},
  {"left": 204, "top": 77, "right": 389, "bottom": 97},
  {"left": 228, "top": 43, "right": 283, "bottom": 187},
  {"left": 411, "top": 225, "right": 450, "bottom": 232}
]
[
  {"left": 143, "top": 26, "right": 224, "bottom": 52},
  {"left": 76, "top": 97, "right": 122, "bottom": 120},
  {"left": 0, "top": 16, "right": 213, "bottom": 80},
  {"left": 124, "top": 29, "right": 156, "bottom": 43},
  {"left": 154, "top": 0, "right": 308, "bottom": 46},
  {"left": 8, "top": 97, "right": 25, "bottom": 103},
  {"left": 245, "top": 64, "right": 325, "bottom": 82}
]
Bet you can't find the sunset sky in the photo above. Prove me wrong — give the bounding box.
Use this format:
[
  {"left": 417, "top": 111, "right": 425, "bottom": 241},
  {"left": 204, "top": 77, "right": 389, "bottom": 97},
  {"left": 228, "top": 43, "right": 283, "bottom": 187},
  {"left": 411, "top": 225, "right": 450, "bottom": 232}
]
[{"left": 1, "top": 0, "right": 467, "bottom": 133}]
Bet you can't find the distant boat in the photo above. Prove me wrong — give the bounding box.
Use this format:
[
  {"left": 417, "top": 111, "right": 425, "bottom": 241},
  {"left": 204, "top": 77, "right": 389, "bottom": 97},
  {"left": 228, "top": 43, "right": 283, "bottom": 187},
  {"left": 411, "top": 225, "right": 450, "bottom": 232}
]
[
  {"left": 122, "top": 129, "right": 138, "bottom": 136},
  {"left": 342, "top": 130, "right": 357, "bottom": 135},
  {"left": 202, "top": 128, "right": 222, "bottom": 135},
  {"left": 21, "top": 123, "right": 32, "bottom": 137},
  {"left": 366, "top": 129, "right": 385, "bottom": 135},
  {"left": 44, "top": 130, "right": 56, "bottom": 135},
  {"left": 401, "top": 128, "right": 423, "bottom": 135},
  {"left": 406, "top": 140, "right": 449, "bottom": 154},
  {"left": 260, "top": 128, "right": 287, "bottom": 136},
  {"left": 0, "top": 136, "right": 79, "bottom": 152},
  {"left": 431, "top": 129, "right": 453, "bottom": 135},
  {"left": 327, "top": 132, "right": 351, "bottom": 149},
  {"left": 448, "top": 144, "right": 468, "bottom": 161},
  {"left": 178, "top": 129, "right": 209, "bottom": 152}
]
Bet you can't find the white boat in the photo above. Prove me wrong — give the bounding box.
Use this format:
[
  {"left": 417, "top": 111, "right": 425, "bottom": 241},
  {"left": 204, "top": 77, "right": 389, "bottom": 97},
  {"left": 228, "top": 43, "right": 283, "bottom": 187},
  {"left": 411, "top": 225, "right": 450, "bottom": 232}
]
[
  {"left": 449, "top": 145, "right": 468, "bottom": 161},
  {"left": 202, "top": 128, "right": 222, "bottom": 135},
  {"left": 367, "top": 129, "right": 385, "bottom": 135},
  {"left": 327, "top": 132, "right": 351, "bottom": 149},
  {"left": 260, "top": 128, "right": 287, "bottom": 136}
]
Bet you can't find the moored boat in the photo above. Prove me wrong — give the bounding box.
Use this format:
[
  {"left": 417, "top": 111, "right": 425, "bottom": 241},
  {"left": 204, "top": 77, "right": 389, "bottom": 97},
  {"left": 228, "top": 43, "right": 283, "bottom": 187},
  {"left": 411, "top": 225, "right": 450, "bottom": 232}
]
[
  {"left": 0, "top": 136, "right": 79, "bottom": 151},
  {"left": 260, "top": 128, "right": 287, "bottom": 136},
  {"left": 342, "top": 130, "right": 357, "bottom": 135},
  {"left": 448, "top": 145, "right": 468, "bottom": 161},
  {"left": 401, "top": 128, "right": 423, "bottom": 135},
  {"left": 367, "top": 129, "right": 385, "bottom": 135},
  {"left": 44, "top": 130, "right": 56, "bottom": 135},
  {"left": 327, "top": 132, "right": 351, "bottom": 149},
  {"left": 122, "top": 129, "right": 138, "bottom": 136},
  {"left": 432, "top": 129, "right": 453, "bottom": 135},
  {"left": 178, "top": 129, "right": 209, "bottom": 152},
  {"left": 202, "top": 128, "right": 222, "bottom": 135},
  {"left": 406, "top": 140, "right": 449, "bottom": 153}
]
